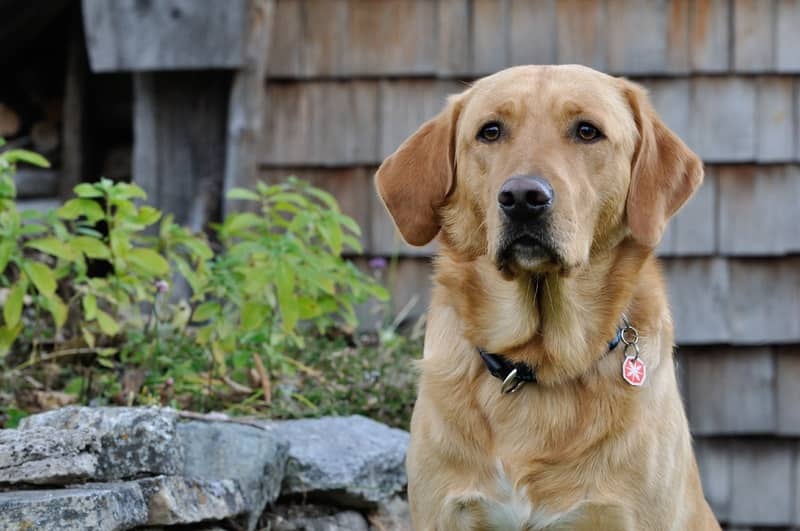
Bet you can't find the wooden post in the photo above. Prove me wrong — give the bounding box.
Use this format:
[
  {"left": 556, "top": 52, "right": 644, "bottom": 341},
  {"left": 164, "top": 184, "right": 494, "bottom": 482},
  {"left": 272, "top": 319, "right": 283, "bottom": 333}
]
[
  {"left": 60, "top": 8, "right": 89, "bottom": 198},
  {"left": 132, "top": 71, "right": 230, "bottom": 230},
  {"left": 223, "top": 0, "right": 275, "bottom": 216}
]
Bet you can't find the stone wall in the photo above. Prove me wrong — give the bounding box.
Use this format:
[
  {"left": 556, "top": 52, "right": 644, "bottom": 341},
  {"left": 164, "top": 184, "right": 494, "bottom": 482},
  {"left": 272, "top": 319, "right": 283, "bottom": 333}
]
[{"left": 0, "top": 406, "right": 410, "bottom": 531}]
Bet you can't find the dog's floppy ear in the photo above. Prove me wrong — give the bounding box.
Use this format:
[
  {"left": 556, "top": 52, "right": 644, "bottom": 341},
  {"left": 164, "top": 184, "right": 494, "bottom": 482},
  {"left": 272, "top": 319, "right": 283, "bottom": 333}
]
[
  {"left": 374, "top": 97, "right": 462, "bottom": 246},
  {"left": 622, "top": 81, "right": 703, "bottom": 247}
]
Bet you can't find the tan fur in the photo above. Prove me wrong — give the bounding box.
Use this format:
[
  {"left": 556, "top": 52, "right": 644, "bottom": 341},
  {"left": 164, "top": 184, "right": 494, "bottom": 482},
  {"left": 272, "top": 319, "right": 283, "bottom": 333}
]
[{"left": 376, "top": 65, "right": 720, "bottom": 530}]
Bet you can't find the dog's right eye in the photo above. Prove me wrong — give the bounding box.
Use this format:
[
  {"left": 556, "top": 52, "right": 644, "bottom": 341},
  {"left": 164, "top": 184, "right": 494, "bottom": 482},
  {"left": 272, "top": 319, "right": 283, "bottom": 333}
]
[{"left": 477, "top": 122, "right": 503, "bottom": 142}]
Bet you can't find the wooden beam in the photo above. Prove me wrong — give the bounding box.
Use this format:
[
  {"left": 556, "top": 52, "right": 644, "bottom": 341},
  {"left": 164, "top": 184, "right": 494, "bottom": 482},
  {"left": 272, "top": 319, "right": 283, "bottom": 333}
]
[
  {"left": 60, "top": 8, "right": 90, "bottom": 198},
  {"left": 81, "top": 0, "right": 249, "bottom": 72},
  {"left": 223, "top": 0, "right": 275, "bottom": 216},
  {"left": 132, "top": 71, "right": 230, "bottom": 231}
]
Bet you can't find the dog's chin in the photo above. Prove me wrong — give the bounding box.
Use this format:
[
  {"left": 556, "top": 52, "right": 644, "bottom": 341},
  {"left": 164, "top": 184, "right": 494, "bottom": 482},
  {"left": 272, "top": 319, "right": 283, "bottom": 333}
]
[{"left": 495, "top": 236, "right": 564, "bottom": 278}]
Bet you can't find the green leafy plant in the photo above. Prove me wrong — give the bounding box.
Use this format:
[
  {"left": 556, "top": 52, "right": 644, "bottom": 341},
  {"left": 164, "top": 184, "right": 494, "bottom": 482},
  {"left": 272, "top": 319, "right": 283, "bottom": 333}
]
[{"left": 1, "top": 152, "right": 398, "bottom": 422}]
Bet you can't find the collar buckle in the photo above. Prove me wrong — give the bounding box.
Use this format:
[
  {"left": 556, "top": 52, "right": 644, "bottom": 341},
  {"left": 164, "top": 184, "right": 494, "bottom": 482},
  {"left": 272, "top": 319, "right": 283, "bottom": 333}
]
[{"left": 501, "top": 368, "right": 526, "bottom": 394}]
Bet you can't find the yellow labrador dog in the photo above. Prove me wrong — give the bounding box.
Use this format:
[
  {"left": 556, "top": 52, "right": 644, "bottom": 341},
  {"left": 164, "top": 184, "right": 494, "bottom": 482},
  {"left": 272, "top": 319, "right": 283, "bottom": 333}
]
[{"left": 375, "top": 65, "right": 720, "bottom": 530}]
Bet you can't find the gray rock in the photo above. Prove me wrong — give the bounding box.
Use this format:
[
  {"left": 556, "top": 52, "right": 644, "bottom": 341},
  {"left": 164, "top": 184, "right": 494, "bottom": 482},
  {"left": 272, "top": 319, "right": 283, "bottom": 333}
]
[
  {"left": 268, "top": 415, "right": 409, "bottom": 508},
  {"left": 0, "top": 483, "right": 148, "bottom": 531},
  {"left": 19, "top": 406, "right": 182, "bottom": 480},
  {"left": 264, "top": 504, "right": 369, "bottom": 531},
  {"left": 0, "top": 427, "right": 101, "bottom": 485},
  {"left": 137, "top": 475, "right": 248, "bottom": 526},
  {"left": 178, "top": 419, "right": 289, "bottom": 530}
]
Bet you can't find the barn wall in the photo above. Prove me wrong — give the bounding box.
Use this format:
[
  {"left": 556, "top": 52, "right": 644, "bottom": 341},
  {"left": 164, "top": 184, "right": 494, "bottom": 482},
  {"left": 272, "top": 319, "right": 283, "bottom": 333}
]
[{"left": 260, "top": 1, "right": 800, "bottom": 528}]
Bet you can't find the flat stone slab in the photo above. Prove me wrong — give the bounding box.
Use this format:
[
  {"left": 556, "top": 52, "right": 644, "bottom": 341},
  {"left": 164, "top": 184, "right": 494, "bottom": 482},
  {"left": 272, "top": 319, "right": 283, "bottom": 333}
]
[
  {"left": 19, "top": 406, "right": 182, "bottom": 480},
  {"left": 264, "top": 504, "right": 369, "bottom": 531},
  {"left": 267, "top": 415, "right": 409, "bottom": 508},
  {"left": 138, "top": 475, "right": 248, "bottom": 526},
  {"left": 0, "top": 483, "right": 148, "bottom": 531},
  {"left": 0, "top": 427, "right": 101, "bottom": 485},
  {"left": 178, "top": 419, "right": 289, "bottom": 531}
]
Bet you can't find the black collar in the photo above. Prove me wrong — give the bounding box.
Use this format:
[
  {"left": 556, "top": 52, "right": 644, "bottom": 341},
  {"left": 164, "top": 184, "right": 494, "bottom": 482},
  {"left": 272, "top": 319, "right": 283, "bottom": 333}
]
[{"left": 478, "top": 326, "right": 625, "bottom": 394}]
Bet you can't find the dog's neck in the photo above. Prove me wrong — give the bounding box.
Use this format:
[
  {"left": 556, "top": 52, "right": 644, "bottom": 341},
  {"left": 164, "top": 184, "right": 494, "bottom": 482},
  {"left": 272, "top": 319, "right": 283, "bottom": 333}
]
[{"left": 434, "top": 237, "right": 664, "bottom": 385}]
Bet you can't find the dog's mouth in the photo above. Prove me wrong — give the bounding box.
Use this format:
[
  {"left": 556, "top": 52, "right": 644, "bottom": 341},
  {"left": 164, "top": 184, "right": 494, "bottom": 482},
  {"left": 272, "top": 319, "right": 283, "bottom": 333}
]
[{"left": 496, "top": 233, "right": 562, "bottom": 275}]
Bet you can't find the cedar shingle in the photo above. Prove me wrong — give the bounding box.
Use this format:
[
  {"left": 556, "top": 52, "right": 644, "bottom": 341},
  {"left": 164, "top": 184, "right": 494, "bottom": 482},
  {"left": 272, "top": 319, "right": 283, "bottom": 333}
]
[
  {"left": 683, "top": 347, "right": 775, "bottom": 435},
  {"left": 728, "top": 440, "right": 794, "bottom": 525},
  {"left": 755, "top": 77, "right": 795, "bottom": 162},
  {"left": 718, "top": 165, "right": 800, "bottom": 255},
  {"left": 555, "top": 0, "right": 607, "bottom": 69},
  {"left": 689, "top": 0, "right": 730, "bottom": 72},
  {"left": 472, "top": 0, "right": 510, "bottom": 75},
  {"left": 439, "top": 0, "right": 471, "bottom": 75},
  {"left": 658, "top": 167, "right": 716, "bottom": 256},
  {"left": 690, "top": 78, "right": 757, "bottom": 161},
  {"left": 775, "top": 346, "right": 800, "bottom": 435},
  {"left": 733, "top": 0, "right": 775, "bottom": 72},
  {"left": 775, "top": 0, "right": 800, "bottom": 71},
  {"left": 508, "top": 0, "right": 557, "bottom": 66}
]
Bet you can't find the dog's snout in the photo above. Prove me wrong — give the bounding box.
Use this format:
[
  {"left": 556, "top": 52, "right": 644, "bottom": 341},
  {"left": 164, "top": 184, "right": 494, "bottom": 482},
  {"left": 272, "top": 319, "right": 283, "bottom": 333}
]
[{"left": 497, "top": 176, "right": 554, "bottom": 219}]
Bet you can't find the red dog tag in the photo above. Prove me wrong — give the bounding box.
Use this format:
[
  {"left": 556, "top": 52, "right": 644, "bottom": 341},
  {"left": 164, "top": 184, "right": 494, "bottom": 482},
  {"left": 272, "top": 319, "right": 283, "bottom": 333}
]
[{"left": 622, "top": 356, "right": 646, "bottom": 386}]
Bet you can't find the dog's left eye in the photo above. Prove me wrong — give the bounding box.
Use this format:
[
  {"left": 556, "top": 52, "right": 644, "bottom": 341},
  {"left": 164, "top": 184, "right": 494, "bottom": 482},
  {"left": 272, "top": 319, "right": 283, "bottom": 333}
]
[
  {"left": 477, "top": 122, "right": 503, "bottom": 142},
  {"left": 575, "top": 122, "right": 603, "bottom": 142}
]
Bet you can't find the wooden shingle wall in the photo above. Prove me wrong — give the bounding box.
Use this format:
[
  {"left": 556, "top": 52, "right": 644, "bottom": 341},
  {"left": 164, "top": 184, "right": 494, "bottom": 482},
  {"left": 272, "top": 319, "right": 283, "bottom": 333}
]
[{"left": 261, "top": 1, "right": 800, "bottom": 527}]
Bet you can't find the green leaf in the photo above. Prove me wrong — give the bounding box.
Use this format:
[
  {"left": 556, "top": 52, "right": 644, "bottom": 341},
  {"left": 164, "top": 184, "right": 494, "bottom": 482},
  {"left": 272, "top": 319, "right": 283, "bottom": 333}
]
[
  {"left": 111, "top": 182, "right": 147, "bottom": 200},
  {"left": 73, "top": 183, "right": 104, "bottom": 198},
  {"left": 241, "top": 301, "right": 266, "bottom": 331},
  {"left": 82, "top": 294, "right": 97, "bottom": 320},
  {"left": 223, "top": 212, "right": 262, "bottom": 234},
  {"left": 71, "top": 236, "right": 110, "bottom": 259},
  {"left": 135, "top": 206, "right": 161, "bottom": 226},
  {"left": 3, "top": 280, "right": 26, "bottom": 327},
  {"left": 226, "top": 188, "right": 260, "bottom": 201},
  {"left": 193, "top": 302, "right": 221, "bottom": 322},
  {"left": 128, "top": 248, "right": 169, "bottom": 276},
  {"left": 0, "top": 240, "right": 14, "bottom": 273},
  {"left": 81, "top": 325, "right": 96, "bottom": 348},
  {"left": 3, "top": 149, "right": 49, "bottom": 168},
  {"left": 276, "top": 265, "right": 298, "bottom": 333},
  {"left": 25, "top": 237, "right": 77, "bottom": 261},
  {"left": 306, "top": 187, "right": 340, "bottom": 211},
  {"left": 96, "top": 309, "right": 120, "bottom": 336},
  {"left": 43, "top": 293, "right": 68, "bottom": 328},
  {"left": 96, "top": 357, "right": 115, "bottom": 369},
  {"left": 22, "top": 261, "right": 56, "bottom": 295},
  {"left": 58, "top": 199, "right": 105, "bottom": 223}
]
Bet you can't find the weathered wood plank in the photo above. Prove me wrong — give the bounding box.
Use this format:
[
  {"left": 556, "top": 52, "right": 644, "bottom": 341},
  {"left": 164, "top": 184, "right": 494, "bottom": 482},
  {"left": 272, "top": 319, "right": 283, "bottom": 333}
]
[
  {"left": 472, "top": 0, "right": 509, "bottom": 74},
  {"left": 727, "top": 257, "right": 800, "bottom": 343},
  {"left": 354, "top": 256, "right": 433, "bottom": 330},
  {"left": 693, "top": 439, "right": 731, "bottom": 522},
  {"left": 658, "top": 167, "right": 716, "bottom": 256},
  {"left": 683, "top": 347, "right": 775, "bottom": 435},
  {"left": 733, "top": 0, "right": 775, "bottom": 72},
  {"left": 607, "top": 0, "right": 689, "bottom": 74},
  {"left": 370, "top": 187, "right": 438, "bottom": 257},
  {"left": 224, "top": 0, "right": 275, "bottom": 217},
  {"left": 82, "top": 0, "right": 249, "bottom": 72},
  {"left": 508, "top": 0, "right": 557, "bottom": 66},
  {"left": 438, "top": 0, "right": 471, "bottom": 75},
  {"left": 755, "top": 77, "right": 795, "bottom": 162},
  {"left": 265, "top": 0, "right": 304, "bottom": 77},
  {"left": 775, "top": 0, "right": 800, "bottom": 71},
  {"left": 643, "top": 78, "right": 691, "bottom": 146},
  {"left": 258, "top": 167, "right": 373, "bottom": 250},
  {"left": 663, "top": 258, "right": 730, "bottom": 344},
  {"left": 555, "top": 0, "right": 607, "bottom": 69},
  {"left": 690, "top": 78, "right": 756, "bottom": 162},
  {"left": 379, "top": 80, "right": 463, "bottom": 160},
  {"left": 347, "top": 0, "right": 436, "bottom": 75},
  {"left": 728, "top": 440, "right": 794, "bottom": 525},
  {"left": 690, "top": 0, "right": 730, "bottom": 72},
  {"left": 718, "top": 165, "right": 800, "bottom": 255},
  {"left": 775, "top": 346, "right": 800, "bottom": 435},
  {"left": 60, "top": 10, "right": 88, "bottom": 198},
  {"left": 133, "top": 71, "right": 230, "bottom": 230},
  {"left": 260, "top": 82, "right": 379, "bottom": 166}
]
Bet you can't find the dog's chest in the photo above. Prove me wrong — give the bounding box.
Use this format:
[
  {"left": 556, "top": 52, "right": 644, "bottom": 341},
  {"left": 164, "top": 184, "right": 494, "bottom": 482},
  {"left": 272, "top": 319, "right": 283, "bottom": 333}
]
[
  {"left": 479, "top": 465, "right": 573, "bottom": 530},
  {"left": 472, "top": 462, "right": 631, "bottom": 530}
]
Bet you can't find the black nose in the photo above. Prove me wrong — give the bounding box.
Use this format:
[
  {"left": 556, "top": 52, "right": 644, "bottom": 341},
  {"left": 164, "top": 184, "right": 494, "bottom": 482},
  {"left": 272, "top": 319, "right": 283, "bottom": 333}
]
[{"left": 497, "top": 176, "right": 554, "bottom": 219}]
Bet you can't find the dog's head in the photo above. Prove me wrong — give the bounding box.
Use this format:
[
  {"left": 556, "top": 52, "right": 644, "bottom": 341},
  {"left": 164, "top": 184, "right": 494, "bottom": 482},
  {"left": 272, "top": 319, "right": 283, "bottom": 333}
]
[{"left": 375, "top": 65, "right": 702, "bottom": 277}]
